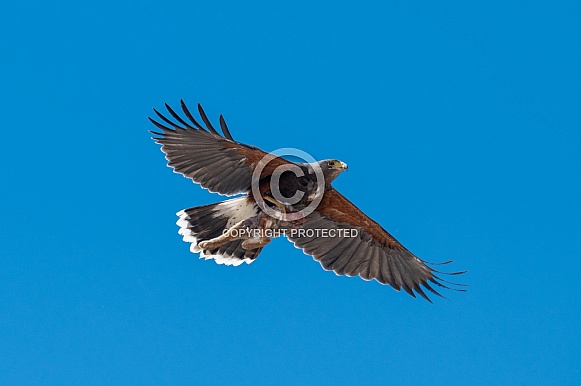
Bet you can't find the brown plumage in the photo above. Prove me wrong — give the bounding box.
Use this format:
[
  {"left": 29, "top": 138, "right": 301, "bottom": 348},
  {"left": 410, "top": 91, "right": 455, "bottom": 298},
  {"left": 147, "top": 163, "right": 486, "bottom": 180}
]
[
  {"left": 150, "top": 100, "right": 466, "bottom": 301},
  {"left": 317, "top": 189, "right": 406, "bottom": 251}
]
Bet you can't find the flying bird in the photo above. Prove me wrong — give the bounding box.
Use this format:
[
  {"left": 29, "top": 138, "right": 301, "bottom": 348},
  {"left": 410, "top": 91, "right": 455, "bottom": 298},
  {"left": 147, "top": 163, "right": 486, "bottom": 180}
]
[{"left": 150, "top": 101, "right": 465, "bottom": 301}]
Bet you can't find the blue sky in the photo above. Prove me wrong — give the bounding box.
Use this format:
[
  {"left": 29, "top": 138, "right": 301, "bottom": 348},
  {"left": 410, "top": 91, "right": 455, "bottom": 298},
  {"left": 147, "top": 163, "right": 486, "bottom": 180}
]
[{"left": 1, "top": 0, "right": 580, "bottom": 384}]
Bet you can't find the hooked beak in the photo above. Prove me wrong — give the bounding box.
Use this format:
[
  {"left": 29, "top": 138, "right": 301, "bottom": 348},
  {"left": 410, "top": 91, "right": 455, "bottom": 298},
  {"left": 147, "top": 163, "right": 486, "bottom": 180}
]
[{"left": 340, "top": 161, "right": 348, "bottom": 171}]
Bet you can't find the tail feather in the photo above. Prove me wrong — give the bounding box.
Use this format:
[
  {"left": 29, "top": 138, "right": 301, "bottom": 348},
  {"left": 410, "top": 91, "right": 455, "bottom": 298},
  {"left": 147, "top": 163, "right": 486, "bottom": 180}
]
[
  {"left": 176, "top": 196, "right": 262, "bottom": 266},
  {"left": 201, "top": 239, "right": 264, "bottom": 266}
]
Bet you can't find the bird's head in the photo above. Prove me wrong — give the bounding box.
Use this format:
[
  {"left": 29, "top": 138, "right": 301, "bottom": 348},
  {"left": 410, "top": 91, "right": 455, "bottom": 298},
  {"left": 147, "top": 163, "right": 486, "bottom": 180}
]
[{"left": 318, "top": 159, "right": 348, "bottom": 185}]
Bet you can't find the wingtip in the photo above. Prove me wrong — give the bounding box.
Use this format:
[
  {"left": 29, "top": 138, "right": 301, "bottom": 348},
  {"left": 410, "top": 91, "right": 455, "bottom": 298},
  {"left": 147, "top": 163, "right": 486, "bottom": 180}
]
[
  {"left": 422, "top": 281, "right": 445, "bottom": 299},
  {"left": 415, "top": 286, "right": 432, "bottom": 303},
  {"left": 148, "top": 117, "right": 172, "bottom": 132},
  {"left": 219, "top": 114, "right": 234, "bottom": 141},
  {"left": 197, "top": 103, "right": 220, "bottom": 135},
  {"left": 180, "top": 100, "right": 205, "bottom": 131}
]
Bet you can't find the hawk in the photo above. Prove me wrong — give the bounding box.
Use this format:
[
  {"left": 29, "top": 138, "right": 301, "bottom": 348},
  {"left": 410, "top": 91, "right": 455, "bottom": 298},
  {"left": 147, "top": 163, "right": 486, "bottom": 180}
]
[{"left": 150, "top": 101, "right": 465, "bottom": 301}]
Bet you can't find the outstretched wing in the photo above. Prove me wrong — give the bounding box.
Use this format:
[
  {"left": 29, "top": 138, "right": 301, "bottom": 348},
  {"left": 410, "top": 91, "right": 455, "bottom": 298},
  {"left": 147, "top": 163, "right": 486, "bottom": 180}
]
[
  {"left": 150, "top": 101, "right": 290, "bottom": 196},
  {"left": 288, "top": 189, "right": 466, "bottom": 302}
]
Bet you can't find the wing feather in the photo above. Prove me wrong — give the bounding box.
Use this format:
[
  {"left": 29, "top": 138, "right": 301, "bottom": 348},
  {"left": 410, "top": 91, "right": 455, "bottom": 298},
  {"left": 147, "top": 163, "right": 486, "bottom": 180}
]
[
  {"left": 197, "top": 103, "right": 220, "bottom": 135},
  {"left": 150, "top": 101, "right": 292, "bottom": 196},
  {"left": 288, "top": 189, "right": 465, "bottom": 301},
  {"left": 329, "top": 240, "right": 363, "bottom": 273},
  {"left": 324, "top": 238, "right": 361, "bottom": 272},
  {"left": 165, "top": 103, "right": 195, "bottom": 130},
  {"left": 341, "top": 240, "right": 369, "bottom": 277},
  {"left": 180, "top": 99, "right": 206, "bottom": 131},
  {"left": 219, "top": 114, "right": 234, "bottom": 140}
]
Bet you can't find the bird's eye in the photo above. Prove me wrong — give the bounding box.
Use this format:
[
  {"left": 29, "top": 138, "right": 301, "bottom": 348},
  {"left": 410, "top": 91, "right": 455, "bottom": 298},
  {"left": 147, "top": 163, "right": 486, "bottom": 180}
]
[{"left": 327, "top": 161, "right": 334, "bottom": 167}]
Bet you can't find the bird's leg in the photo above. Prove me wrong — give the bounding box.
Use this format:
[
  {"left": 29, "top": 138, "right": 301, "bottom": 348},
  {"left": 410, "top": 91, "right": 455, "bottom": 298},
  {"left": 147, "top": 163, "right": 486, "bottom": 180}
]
[
  {"left": 263, "top": 195, "right": 287, "bottom": 221},
  {"left": 240, "top": 210, "right": 278, "bottom": 250},
  {"left": 198, "top": 220, "right": 248, "bottom": 251},
  {"left": 241, "top": 236, "right": 271, "bottom": 250}
]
